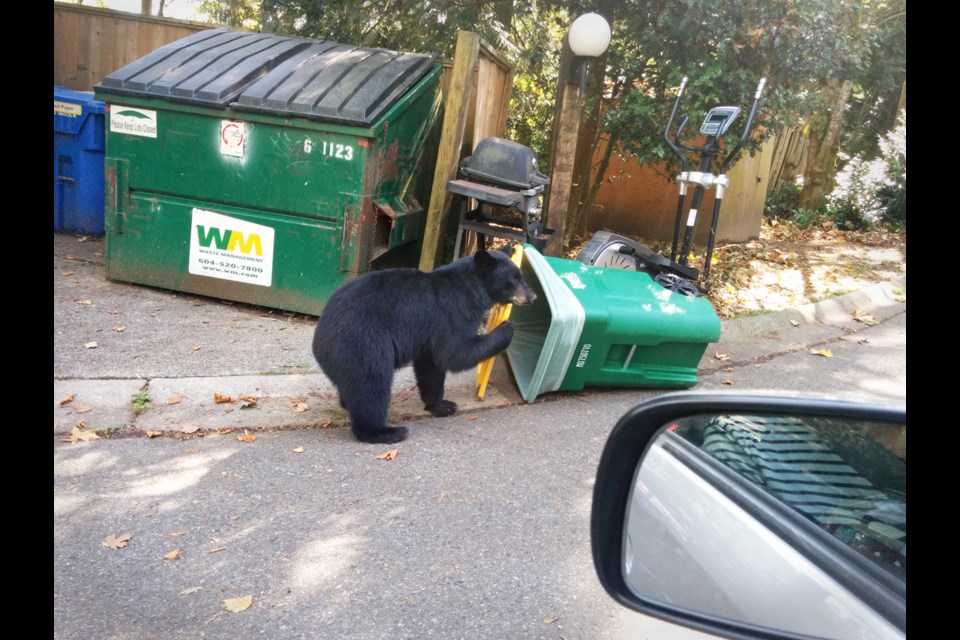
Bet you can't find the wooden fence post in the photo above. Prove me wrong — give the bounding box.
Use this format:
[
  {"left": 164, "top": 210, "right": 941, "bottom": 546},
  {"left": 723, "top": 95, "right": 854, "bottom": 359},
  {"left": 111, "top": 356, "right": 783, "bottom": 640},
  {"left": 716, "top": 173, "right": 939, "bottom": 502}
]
[
  {"left": 418, "top": 31, "right": 481, "bottom": 272},
  {"left": 543, "top": 41, "right": 583, "bottom": 257}
]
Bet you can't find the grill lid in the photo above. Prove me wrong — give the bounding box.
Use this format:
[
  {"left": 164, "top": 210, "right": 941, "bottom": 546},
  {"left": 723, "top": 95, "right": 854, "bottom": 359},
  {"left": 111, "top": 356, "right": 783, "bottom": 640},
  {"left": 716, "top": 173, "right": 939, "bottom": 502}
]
[{"left": 460, "top": 137, "right": 550, "bottom": 190}]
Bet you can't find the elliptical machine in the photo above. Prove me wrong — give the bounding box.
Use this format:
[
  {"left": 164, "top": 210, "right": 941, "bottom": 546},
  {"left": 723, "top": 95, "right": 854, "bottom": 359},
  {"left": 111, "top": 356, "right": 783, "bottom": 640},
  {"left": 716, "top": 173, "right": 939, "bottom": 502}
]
[{"left": 577, "top": 76, "right": 766, "bottom": 295}]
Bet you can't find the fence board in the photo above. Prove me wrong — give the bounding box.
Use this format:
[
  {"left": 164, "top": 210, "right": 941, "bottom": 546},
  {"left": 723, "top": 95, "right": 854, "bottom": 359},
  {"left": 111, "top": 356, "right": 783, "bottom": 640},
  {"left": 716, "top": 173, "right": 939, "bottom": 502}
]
[{"left": 54, "top": 3, "right": 210, "bottom": 91}]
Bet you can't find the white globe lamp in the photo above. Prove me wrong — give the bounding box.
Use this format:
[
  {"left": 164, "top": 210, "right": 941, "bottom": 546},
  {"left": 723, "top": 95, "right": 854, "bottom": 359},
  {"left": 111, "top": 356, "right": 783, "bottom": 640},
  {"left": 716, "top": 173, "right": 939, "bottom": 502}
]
[{"left": 566, "top": 13, "right": 611, "bottom": 92}]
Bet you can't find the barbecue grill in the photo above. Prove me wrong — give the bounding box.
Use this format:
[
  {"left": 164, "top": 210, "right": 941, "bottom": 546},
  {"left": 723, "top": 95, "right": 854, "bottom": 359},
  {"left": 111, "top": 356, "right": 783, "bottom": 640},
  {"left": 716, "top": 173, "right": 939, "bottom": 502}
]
[{"left": 448, "top": 137, "right": 553, "bottom": 256}]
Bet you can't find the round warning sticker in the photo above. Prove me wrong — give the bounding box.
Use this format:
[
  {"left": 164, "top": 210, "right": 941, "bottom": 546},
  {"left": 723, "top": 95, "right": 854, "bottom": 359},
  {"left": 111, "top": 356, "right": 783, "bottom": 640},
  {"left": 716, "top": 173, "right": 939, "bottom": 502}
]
[{"left": 220, "top": 121, "right": 246, "bottom": 158}]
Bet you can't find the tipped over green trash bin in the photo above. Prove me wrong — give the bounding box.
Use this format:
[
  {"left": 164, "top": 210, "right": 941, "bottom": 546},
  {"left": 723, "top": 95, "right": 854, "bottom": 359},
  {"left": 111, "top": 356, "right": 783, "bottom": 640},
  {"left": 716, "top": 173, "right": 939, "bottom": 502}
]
[
  {"left": 506, "top": 246, "right": 721, "bottom": 402},
  {"left": 95, "top": 28, "right": 442, "bottom": 315}
]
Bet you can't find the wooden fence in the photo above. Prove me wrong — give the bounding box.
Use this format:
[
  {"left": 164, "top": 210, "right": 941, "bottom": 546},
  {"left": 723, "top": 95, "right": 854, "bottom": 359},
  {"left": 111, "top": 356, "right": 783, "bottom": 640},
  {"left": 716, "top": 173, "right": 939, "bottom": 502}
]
[
  {"left": 54, "top": 3, "right": 213, "bottom": 91},
  {"left": 766, "top": 126, "right": 809, "bottom": 192}
]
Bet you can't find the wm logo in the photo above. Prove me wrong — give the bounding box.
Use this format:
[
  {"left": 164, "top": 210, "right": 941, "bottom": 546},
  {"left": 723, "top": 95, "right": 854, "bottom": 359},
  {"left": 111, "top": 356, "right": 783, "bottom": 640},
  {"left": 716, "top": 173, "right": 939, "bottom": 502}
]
[{"left": 195, "top": 225, "right": 263, "bottom": 256}]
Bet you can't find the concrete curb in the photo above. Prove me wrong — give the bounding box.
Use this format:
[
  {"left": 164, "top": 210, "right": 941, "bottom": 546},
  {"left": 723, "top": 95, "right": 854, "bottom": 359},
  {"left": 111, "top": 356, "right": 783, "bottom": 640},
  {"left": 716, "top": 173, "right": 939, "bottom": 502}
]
[{"left": 55, "top": 276, "right": 905, "bottom": 436}]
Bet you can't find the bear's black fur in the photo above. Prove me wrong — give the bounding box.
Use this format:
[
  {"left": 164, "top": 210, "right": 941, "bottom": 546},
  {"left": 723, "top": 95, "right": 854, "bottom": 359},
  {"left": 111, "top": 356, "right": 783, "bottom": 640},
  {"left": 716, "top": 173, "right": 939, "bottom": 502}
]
[{"left": 312, "top": 247, "right": 537, "bottom": 444}]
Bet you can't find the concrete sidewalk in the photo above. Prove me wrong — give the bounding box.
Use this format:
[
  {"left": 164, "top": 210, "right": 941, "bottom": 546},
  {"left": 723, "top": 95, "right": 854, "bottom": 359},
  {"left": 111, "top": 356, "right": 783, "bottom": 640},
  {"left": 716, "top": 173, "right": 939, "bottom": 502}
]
[{"left": 53, "top": 231, "right": 907, "bottom": 437}]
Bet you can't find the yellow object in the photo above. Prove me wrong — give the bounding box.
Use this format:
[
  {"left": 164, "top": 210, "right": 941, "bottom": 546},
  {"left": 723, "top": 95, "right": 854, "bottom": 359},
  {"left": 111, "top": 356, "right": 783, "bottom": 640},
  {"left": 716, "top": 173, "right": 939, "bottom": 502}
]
[{"left": 476, "top": 244, "right": 523, "bottom": 398}]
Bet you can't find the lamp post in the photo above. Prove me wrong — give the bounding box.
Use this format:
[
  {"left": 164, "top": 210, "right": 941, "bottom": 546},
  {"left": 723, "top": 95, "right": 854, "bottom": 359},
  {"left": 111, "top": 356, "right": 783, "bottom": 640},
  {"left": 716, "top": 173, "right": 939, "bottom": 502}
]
[{"left": 544, "top": 13, "right": 611, "bottom": 256}]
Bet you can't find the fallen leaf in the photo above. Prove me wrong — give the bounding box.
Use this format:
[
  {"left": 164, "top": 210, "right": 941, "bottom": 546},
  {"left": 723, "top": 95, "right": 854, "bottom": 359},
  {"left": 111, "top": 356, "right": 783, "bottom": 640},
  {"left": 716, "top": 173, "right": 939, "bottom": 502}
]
[
  {"left": 722, "top": 380, "right": 733, "bottom": 385},
  {"left": 75, "top": 299, "right": 92, "bottom": 305},
  {"left": 852, "top": 311, "right": 878, "bottom": 325},
  {"left": 59, "top": 393, "right": 76, "bottom": 406},
  {"left": 467, "top": 415, "right": 478, "bottom": 420},
  {"left": 293, "top": 402, "right": 309, "bottom": 413},
  {"left": 108, "top": 309, "right": 120, "bottom": 315},
  {"left": 218, "top": 428, "right": 235, "bottom": 435},
  {"left": 113, "top": 325, "right": 125, "bottom": 332},
  {"left": 62, "top": 271, "right": 75, "bottom": 276},
  {"left": 179, "top": 586, "right": 202, "bottom": 596},
  {"left": 167, "top": 531, "right": 186, "bottom": 538},
  {"left": 180, "top": 423, "right": 200, "bottom": 434},
  {"left": 62, "top": 422, "right": 100, "bottom": 443},
  {"left": 714, "top": 352, "right": 731, "bottom": 361},
  {"left": 102, "top": 532, "right": 132, "bottom": 549},
  {"left": 293, "top": 447, "right": 304, "bottom": 453},
  {"left": 208, "top": 547, "right": 227, "bottom": 554},
  {"left": 319, "top": 420, "right": 332, "bottom": 429},
  {"left": 214, "top": 393, "right": 234, "bottom": 404},
  {"left": 164, "top": 548, "right": 182, "bottom": 561},
  {"left": 192, "top": 345, "right": 202, "bottom": 351},
  {"left": 789, "top": 319, "right": 800, "bottom": 327},
  {"left": 722, "top": 366, "right": 734, "bottom": 373},
  {"left": 84, "top": 341, "right": 98, "bottom": 349},
  {"left": 168, "top": 394, "right": 182, "bottom": 405},
  {"left": 375, "top": 449, "right": 399, "bottom": 461},
  {"left": 201, "top": 317, "right": 210, "bottom": 324},
  {"left": 239, "top": 395, "right": 258, "bottom": 403},
  {"left": 146, "top": 431, "right": 163, "bottom": 438},
  {"left": 222, "top": 595, "right": 253, "bottom": 613},
  {"left": 810, "top": 348, "right": 834, "bottom": 358},
  {"left": 544, "top": 617, "right": 559, "bottom": 625},
  {"left": 239, "top": 395, "right": 258, "bottom": 409},
  {"left": 237, "top": 430, "right": 256, "bottom": 443},
  {"left": 74, "top": 403, "right": 93, "bottom": 414}
]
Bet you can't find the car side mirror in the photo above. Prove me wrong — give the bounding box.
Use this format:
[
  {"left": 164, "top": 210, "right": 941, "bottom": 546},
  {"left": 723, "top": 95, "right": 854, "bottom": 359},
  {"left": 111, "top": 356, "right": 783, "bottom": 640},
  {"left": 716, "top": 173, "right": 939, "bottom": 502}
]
[{"left": 591, "top": 392, "right": 906, "bottom": 640}]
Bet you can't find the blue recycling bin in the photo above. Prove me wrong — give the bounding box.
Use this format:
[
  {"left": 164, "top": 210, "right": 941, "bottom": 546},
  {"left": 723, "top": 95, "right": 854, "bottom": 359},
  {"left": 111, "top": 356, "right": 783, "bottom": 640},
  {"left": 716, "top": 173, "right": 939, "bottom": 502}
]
[{"left": 54, "top": 86, "right": 106, "bottom": 234}]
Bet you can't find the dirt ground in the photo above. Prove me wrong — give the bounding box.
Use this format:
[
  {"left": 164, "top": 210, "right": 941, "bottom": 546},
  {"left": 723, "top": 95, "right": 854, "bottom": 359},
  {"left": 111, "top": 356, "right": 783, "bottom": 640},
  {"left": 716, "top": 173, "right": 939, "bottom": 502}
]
[{"left": 569, "top": 221, "right": 907, "bottom": 319}]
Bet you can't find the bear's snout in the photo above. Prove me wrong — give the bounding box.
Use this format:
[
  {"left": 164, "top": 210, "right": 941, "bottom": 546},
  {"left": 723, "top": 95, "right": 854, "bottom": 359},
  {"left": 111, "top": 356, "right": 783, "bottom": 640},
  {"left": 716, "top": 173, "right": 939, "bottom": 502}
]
[{"left": 511, "top": 287, "right": 537, "bottom": 306}]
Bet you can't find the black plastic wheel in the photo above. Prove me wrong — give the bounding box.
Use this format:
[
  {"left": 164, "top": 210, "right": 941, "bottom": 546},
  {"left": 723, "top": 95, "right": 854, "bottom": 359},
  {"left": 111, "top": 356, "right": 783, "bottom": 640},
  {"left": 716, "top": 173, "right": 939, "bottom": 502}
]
[{"left": 654, "top": 272, "right": 700, "bottom": 297}]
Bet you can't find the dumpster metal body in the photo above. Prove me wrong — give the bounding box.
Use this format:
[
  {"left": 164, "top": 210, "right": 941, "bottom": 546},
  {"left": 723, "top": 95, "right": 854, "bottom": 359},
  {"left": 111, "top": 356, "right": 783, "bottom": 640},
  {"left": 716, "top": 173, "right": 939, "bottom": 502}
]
[
  {"left": 507, "top": 246, "right": 721, "bottom": 402},
  {"left": 54, "top": 87, "right": 106, "bottom": 234},
  {"left": 94, "top": 29, "right": 442, "bottom": 315}
]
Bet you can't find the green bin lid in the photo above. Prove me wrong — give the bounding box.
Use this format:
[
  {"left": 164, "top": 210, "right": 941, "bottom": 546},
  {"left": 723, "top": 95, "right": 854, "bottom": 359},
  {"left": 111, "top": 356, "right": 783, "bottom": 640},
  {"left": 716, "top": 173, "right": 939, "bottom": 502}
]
[{"left": 95, "top": 28, "right": 436, "bottom": 127}]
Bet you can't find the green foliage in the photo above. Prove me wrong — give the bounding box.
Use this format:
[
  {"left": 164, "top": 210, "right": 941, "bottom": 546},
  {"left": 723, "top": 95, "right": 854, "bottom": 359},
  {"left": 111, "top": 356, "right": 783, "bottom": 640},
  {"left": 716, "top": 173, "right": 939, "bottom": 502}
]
[
  {"left": 791, "top": 208, "right": 820, "bottom": 229},
  {"left": 764, "top": 180, "right": 802, "bottom": 220},
  {"left": 824, "top": 111, "right": 906, "bottom": 230},
  {"left": 93, "top": 423, "right": 125, "bottom": 435},
  {"left": 840, "top": 5, "right": 907, "bottom": 159},
  {"left": 130, "top": 391, "right": 153, "bottom": 412}
]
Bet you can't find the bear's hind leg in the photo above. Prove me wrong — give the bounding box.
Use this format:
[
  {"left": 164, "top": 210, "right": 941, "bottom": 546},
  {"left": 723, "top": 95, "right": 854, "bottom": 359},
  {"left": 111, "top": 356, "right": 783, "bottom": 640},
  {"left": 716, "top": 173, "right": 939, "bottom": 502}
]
[
  {"left": 340, "top": 372, "right": 408, "bottom": 444},
  {"left": 414, "top": 355, "right": 457, "bottom": 417}
]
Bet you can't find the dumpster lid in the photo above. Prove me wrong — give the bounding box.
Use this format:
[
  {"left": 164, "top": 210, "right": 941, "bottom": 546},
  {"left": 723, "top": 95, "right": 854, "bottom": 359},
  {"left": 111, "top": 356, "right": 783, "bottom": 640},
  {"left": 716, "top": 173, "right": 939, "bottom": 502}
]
[{"left": 95, "top": 28, "right": 437, "bottom": 127}]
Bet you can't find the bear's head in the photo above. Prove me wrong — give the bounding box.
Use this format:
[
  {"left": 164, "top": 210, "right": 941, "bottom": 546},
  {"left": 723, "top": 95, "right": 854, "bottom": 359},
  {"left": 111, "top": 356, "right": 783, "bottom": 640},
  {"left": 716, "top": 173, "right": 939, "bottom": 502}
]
[{"left": 474, "top": 249, "right": 537, "bottom": 306}]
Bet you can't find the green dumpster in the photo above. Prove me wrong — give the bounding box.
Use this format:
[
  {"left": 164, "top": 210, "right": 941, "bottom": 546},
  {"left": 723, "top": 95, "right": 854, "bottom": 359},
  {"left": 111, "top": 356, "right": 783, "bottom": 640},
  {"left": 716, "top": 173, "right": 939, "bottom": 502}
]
[
  {"left": 506, "top": 246, "right": 721, "bottom": 402},
  {"left": 94, "top": 28, "right": 442, "bottom": 315}
]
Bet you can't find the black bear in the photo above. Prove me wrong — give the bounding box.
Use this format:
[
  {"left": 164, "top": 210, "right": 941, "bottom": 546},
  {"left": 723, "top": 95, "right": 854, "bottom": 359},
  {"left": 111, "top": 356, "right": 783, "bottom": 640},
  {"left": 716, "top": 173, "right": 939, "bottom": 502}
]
[{"left": 312, "top": 247, "right": 537, "bottom": 444}]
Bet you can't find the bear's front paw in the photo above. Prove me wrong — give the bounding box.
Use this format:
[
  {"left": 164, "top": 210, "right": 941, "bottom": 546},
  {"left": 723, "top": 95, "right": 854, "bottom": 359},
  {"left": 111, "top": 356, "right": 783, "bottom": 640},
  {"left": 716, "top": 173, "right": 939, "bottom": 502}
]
[
  {"left": 426, "top": 399, "right": 458, "bottom": 417},
  {"left": 495, "top": 319, "right": 515, "bottom": 342}
]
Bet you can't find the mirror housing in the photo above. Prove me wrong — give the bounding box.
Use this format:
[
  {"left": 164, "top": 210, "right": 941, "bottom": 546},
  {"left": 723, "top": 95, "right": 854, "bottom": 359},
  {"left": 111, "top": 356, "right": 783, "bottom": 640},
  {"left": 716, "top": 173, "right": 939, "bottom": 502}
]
[{"left": 591, "top": 392, "right": 906, "bottom": 640}]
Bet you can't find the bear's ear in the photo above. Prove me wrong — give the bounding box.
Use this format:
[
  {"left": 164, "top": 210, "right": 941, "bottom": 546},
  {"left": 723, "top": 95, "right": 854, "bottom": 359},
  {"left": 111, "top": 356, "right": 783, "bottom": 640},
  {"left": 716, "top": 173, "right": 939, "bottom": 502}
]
[{"left": 473, "top": 250, "right": 495, "bottom": 270}]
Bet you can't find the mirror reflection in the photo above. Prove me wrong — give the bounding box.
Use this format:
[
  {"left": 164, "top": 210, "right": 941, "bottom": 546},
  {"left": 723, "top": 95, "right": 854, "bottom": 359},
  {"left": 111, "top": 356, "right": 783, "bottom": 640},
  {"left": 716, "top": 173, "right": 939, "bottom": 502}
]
[{"left": 624, "top": 412, "right": 905, "bottom": 639}]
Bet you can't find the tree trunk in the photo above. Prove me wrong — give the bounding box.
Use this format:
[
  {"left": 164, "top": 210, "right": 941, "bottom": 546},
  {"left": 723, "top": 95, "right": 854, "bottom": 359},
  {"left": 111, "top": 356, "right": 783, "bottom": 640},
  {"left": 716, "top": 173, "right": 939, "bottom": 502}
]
[{"left": 799, "top": 79, "right": 852, "bottom": 210}]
